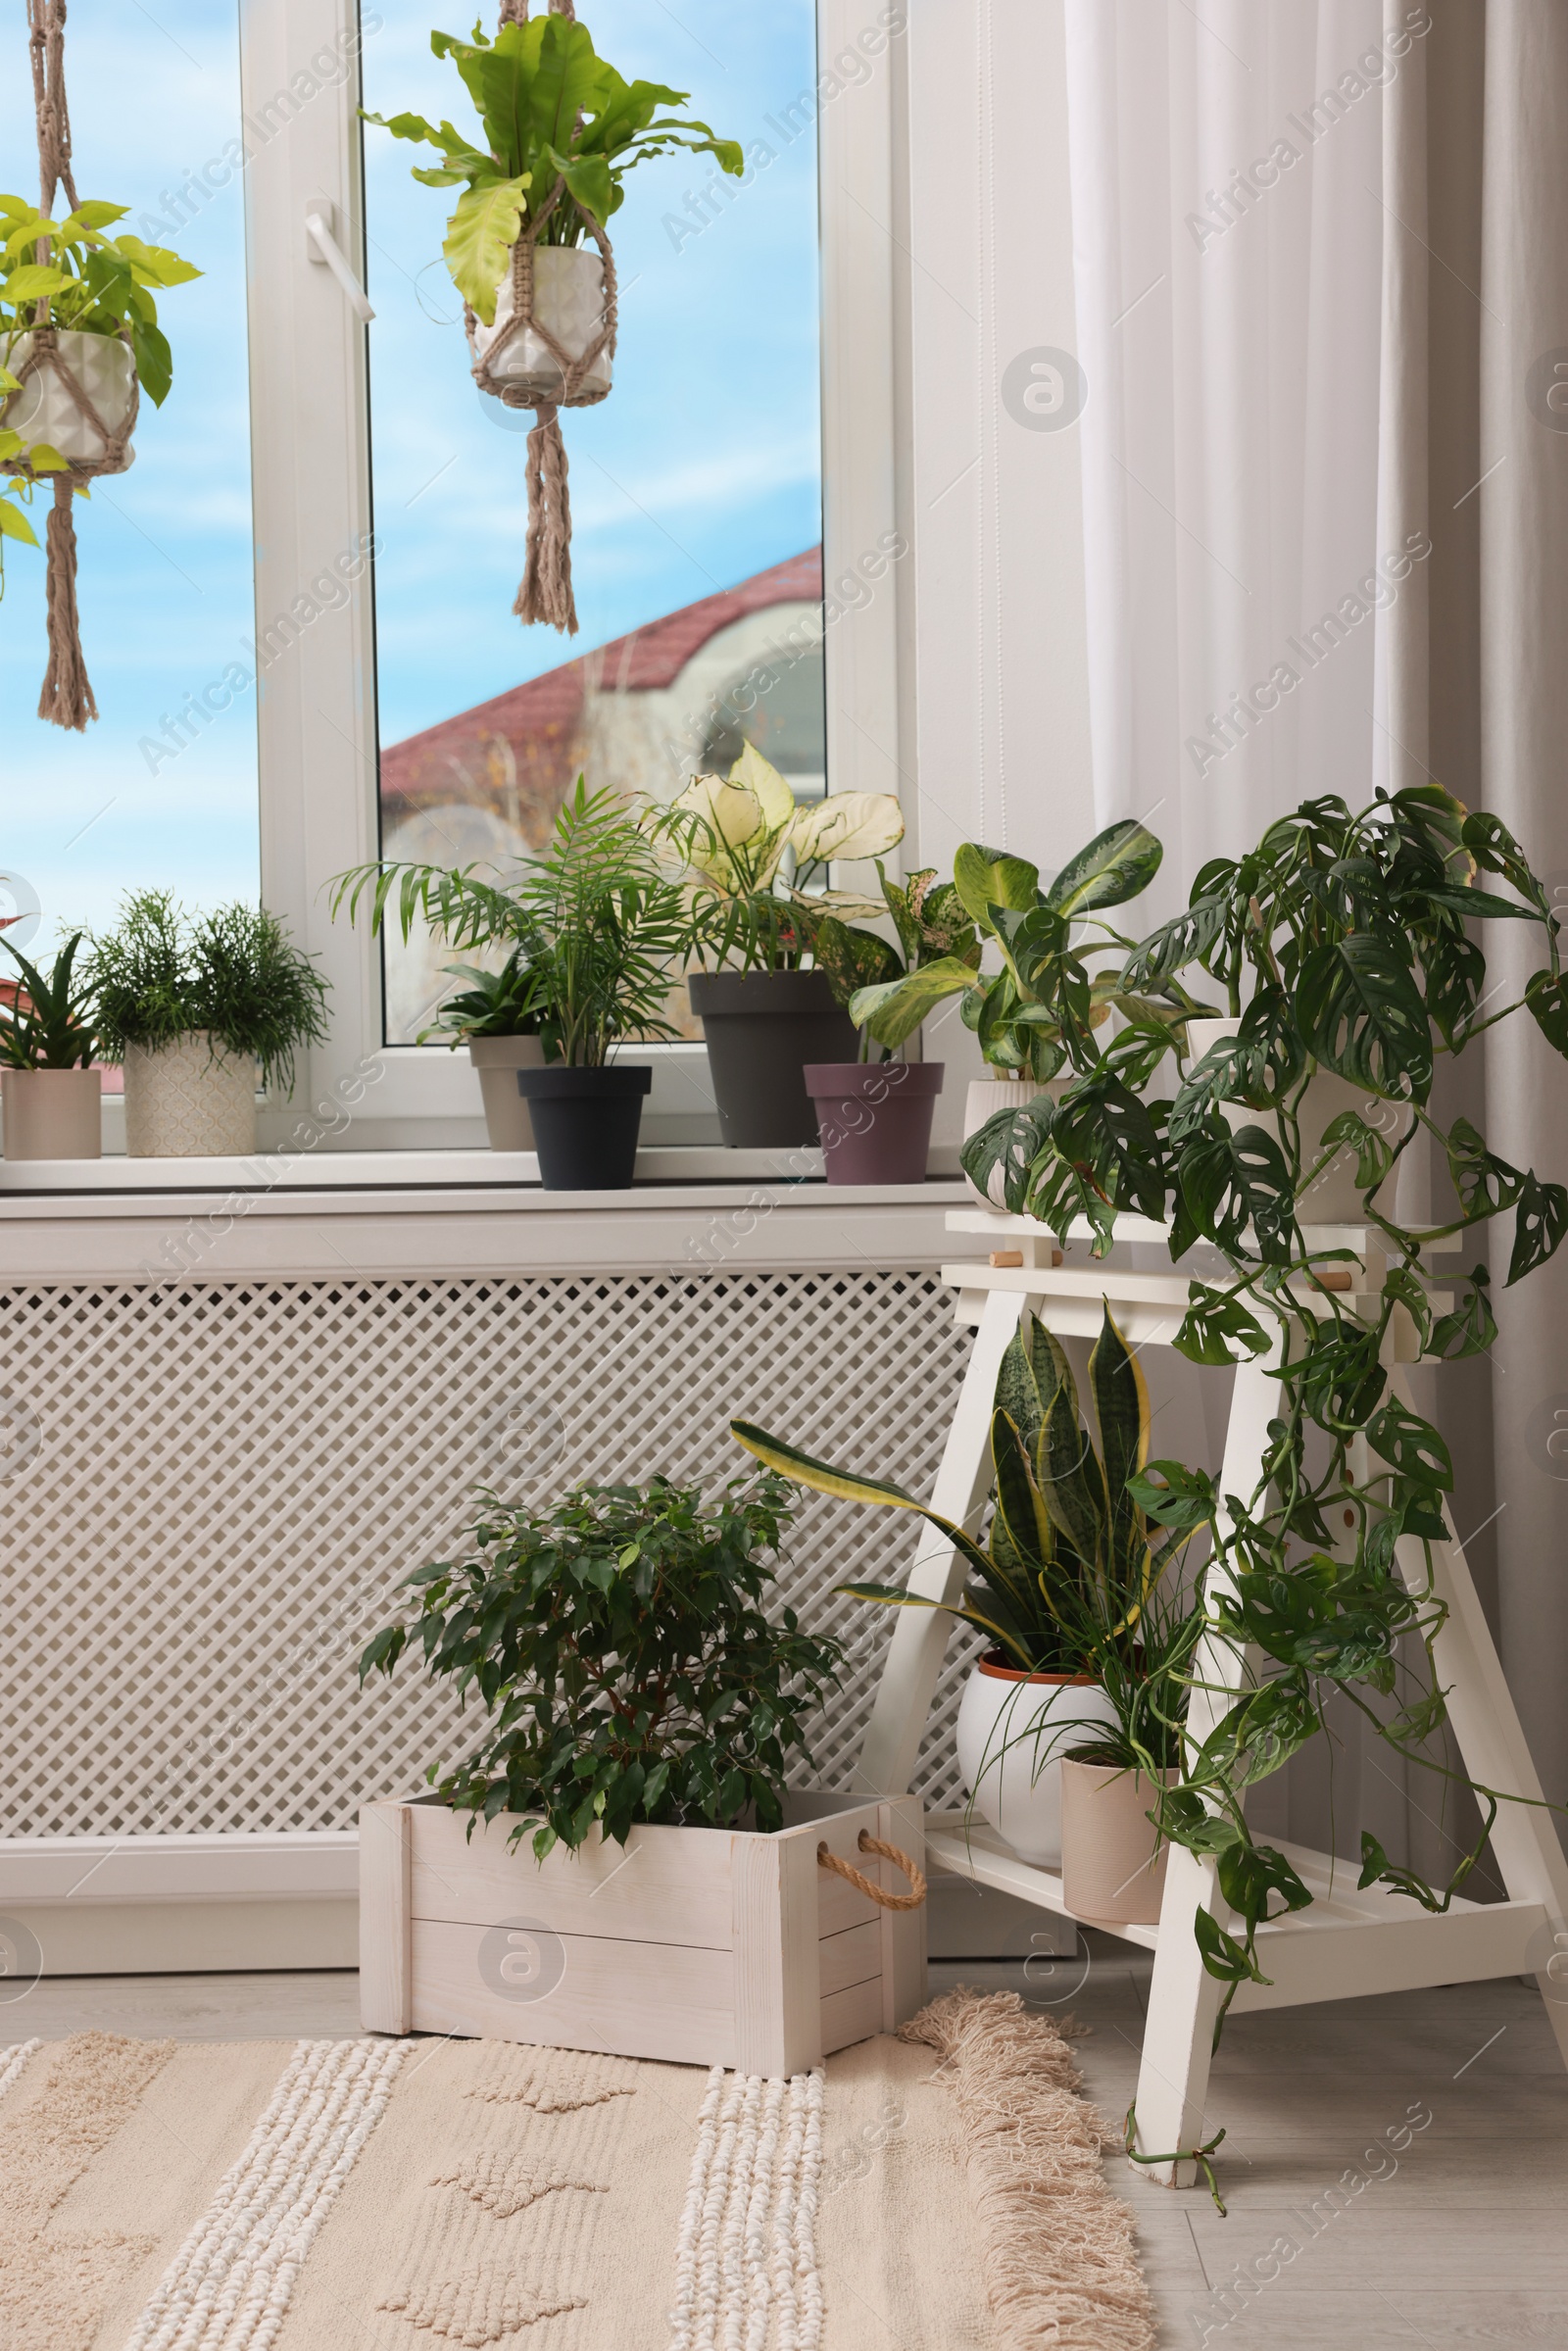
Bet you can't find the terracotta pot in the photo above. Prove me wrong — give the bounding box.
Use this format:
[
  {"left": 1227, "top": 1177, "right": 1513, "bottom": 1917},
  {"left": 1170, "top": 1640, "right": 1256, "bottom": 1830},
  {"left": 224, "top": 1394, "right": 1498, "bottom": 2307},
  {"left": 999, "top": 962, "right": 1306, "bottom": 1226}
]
[
  {"left": 1059, "top": 1758, "right": 1179, "bottom": 1926},
  {"left": 806, "top": 1060, "right": 943, "bottom": 1184},
  {"left": 467, "top": 1035, "right": 545, "bottom": 1151},
  {"left": 468, "top": 246, "right": 612, "bottom": 404},
  {"left": 954, "top": 1656, "right": 1118, "bottom": 1868},
  {"left": 2, "top": 1066, "right": 102, "bottom": 1159},
  {"left": 124, "top": 1034, "right": 257, "bottom": 1156},
  {"left": 960, "top": 1076, "right": 1068, "bottom": 1207},
  {"left": 1186, "top": 1017, "right": 1411, "bottom": 1224}
]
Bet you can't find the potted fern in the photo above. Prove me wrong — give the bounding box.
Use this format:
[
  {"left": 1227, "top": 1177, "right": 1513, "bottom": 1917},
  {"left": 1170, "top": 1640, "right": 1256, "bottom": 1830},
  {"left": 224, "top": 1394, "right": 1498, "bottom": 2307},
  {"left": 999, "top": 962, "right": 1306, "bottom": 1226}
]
[
  {"left": 88, "top": 893, "right": 329, "bottom": 1155},
  {"left": 0, "top": 932, "right": 101, "bottom": 1158}
]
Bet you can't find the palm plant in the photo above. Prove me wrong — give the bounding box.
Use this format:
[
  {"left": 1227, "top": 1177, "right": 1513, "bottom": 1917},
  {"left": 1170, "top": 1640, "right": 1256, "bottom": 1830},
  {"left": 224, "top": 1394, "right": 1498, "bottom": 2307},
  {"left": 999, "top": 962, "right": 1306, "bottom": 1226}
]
[
  {"left": 334, "top": 778, "right": 696, "bottom": 1067},
  {"left": 733, "top": 1304, "right": 1201, "bottom": 1690}
]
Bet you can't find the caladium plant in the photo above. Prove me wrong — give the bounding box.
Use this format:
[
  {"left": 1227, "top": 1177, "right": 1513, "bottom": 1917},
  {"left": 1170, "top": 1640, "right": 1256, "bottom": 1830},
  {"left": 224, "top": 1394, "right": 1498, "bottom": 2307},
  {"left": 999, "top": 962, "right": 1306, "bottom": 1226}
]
[
  {"left": 0, "top": 194, "right": 199, "bottom": 410},
  {"left": 366, "top": 13, "right": 743, "bottom": 320}
]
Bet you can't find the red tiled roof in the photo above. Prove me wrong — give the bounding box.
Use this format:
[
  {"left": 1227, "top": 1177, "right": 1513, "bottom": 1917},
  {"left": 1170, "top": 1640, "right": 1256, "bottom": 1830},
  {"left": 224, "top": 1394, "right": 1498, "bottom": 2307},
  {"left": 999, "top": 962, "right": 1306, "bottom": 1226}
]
[{"left": 379, "top": 547, "right": 822, "bottom": 842}]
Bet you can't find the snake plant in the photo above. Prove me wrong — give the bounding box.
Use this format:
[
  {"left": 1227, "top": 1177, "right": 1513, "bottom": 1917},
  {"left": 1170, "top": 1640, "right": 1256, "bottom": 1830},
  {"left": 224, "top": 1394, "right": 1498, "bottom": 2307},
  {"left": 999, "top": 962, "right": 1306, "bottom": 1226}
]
[{"left": 734, "top": 1303, "right": 1200, "bottom": 1682}]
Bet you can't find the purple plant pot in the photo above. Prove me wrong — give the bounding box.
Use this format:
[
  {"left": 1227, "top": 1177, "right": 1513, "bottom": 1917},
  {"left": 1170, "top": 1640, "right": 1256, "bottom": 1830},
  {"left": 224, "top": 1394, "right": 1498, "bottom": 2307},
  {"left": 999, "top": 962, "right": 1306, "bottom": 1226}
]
[{"left": 805, "top": 1060, "right": 944, "bottom": 1185}]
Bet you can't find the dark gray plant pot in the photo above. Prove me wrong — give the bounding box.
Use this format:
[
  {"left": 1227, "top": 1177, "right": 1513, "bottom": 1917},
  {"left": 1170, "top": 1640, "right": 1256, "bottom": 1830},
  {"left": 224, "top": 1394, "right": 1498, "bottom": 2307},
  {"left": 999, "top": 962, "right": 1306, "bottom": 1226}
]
[
  {"left": 688, "top": 969, "right": 858, "bottom": 1148},
  {"left": 516, "top": 1063, "right": 652, "bottom": 1189}
]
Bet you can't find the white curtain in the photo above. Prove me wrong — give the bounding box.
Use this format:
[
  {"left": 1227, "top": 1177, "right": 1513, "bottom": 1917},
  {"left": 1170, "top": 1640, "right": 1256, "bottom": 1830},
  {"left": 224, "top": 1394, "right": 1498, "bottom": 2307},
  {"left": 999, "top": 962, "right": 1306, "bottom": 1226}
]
[{"left": 1061, "top": 0, "right": 1568, "bottom": 1867}]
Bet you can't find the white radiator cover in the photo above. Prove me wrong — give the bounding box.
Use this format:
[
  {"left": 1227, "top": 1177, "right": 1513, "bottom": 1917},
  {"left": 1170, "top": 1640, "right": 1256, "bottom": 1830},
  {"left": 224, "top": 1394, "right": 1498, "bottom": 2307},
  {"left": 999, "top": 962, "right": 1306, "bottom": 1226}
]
[{"left": 1, "top": 1272, "right": 977, "bottom": 1868}]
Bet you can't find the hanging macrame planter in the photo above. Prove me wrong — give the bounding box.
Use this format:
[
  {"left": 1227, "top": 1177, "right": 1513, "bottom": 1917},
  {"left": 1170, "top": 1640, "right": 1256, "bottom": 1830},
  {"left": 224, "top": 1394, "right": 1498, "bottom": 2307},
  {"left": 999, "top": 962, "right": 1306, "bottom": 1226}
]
[
  {"left": 466, "top": 0, "right": 615, "bottom": 637},
  {"left": 0, "top": 0, "right": 140, "bottom": 730}
]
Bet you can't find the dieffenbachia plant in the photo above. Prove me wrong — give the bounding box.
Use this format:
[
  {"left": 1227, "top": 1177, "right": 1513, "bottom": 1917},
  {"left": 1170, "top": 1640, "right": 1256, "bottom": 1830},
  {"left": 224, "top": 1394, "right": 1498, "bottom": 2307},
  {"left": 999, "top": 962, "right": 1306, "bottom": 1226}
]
[
  {"left": 966, "top": 783, "right": 1568, "bottom": 2031},
  {"left": 366, "top": 13, "right": 742, "bottom": 319},
  {"left": 849, "top": 821, "right": 1209, "bottom": 1072},
  {"left": 808, "top": 868, "right": 980, "bottom": 1059},
  {"left": 658, "top": 744, "right": 906, "bottom": 975}
]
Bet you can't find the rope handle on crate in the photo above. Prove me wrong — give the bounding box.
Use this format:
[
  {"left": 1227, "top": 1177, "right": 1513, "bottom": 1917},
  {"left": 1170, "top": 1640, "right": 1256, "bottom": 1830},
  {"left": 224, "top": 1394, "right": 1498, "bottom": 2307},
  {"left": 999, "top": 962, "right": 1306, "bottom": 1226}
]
[{"left": 816, "top": 1830, "right": 927, "bottom": 1911}]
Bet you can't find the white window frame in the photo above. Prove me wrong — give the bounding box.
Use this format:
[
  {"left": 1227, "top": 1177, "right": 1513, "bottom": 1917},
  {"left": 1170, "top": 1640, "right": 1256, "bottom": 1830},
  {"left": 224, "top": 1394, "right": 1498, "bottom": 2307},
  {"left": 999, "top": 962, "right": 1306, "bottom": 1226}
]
[{"left": 240, "top": 0, "right": 908, "bottom": 1151}]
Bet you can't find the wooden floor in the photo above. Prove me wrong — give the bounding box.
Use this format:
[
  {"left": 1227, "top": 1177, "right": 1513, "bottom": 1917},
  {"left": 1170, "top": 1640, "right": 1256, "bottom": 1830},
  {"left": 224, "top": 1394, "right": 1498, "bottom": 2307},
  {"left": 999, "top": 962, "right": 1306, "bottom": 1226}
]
[{"left": 6, "top": 1941, "right": 1562, "bottom": 2347}]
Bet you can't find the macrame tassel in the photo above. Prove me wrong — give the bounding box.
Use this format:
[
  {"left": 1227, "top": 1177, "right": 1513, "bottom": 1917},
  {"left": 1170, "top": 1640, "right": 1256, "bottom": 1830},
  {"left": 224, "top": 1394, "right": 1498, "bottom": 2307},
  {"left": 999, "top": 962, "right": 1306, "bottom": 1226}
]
[
  {"left": 515, "top": 402, "right": 578, "bottom": 634},
  {"left": 39, "top": 473, "right": 97, "bottom": 731}
]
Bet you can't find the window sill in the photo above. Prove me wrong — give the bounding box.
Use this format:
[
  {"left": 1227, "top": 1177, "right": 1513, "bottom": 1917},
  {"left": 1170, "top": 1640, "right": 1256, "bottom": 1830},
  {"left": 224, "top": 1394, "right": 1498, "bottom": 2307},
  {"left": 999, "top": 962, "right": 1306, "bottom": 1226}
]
[{"left": 0, "top": 1150, "right": 972, "bottom": 1282}]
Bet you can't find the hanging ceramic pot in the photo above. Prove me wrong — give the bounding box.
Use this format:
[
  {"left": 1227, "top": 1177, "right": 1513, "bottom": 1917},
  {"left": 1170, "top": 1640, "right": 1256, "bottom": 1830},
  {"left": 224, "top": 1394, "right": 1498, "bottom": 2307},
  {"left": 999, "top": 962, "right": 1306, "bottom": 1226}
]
[
  {"left": 468, "top": 247, "right": 612, "bottom": 404},
  {"left": 0, "top": 329, "right": 137, "bottom": 468}
]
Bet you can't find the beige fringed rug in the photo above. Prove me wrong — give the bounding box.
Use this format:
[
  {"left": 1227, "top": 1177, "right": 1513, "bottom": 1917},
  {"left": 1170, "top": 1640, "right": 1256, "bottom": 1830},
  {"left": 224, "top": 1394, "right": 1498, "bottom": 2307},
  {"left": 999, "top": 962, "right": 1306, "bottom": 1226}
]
[{"left": 0, "top": 1992, "right": 1152, "bottom": 2351}]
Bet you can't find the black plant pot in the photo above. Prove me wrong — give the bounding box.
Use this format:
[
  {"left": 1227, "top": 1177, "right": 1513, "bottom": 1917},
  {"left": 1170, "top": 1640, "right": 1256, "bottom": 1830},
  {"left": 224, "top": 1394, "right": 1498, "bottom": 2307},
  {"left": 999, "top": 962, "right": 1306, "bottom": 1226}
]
[
  {"left": 516, "top": 1063, "right": 652, "bottom": 1189},
  {"left": 688, "top": 969, "right": 858, "bottom": 1148}
]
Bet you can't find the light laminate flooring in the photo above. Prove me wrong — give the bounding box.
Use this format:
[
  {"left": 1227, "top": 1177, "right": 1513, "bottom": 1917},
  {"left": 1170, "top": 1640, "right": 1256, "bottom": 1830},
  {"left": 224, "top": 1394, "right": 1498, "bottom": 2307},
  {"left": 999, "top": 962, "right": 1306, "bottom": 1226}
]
[{"left": 5, "top": 1938, "right": 1563, "bottom": 2348}]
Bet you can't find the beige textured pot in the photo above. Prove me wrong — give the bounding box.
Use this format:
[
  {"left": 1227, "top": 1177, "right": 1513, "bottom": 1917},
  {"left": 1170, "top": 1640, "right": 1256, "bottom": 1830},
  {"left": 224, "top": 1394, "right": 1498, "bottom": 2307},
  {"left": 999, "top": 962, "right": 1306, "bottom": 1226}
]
[
  {"left": 1186, "top": 1016, "right": 1410, "bottom": 1224},
  {"left": 467, "top": 246, "right": 612, "bottom": 403},
  {"left": 961, "top": 1075, "right": 1069, "bottom": 1207},
  {"left": 2, "top": 1066, "right": 102, "bottom": 1159},
  {"left": 124, "top": 1035, "right": 257, "bottom": 1156},
  {"left": 1059, "top": 1758, "right": 1178, "bottom": 1926},
  {"left": 0, "top": 328, "right": 137, "bottom": 467},
  {"left": 468, "top": 1035, "right": 546, "bottom": 1151}
]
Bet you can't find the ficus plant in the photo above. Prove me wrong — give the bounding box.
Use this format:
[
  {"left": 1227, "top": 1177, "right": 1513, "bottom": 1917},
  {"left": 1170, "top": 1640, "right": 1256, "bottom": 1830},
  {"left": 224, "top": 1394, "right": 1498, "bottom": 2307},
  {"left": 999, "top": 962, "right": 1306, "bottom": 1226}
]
[
  {"left": 366, "top": 13, "right": 742, "bottom": 318},
  {"left": 359, "top": 1469, "right": 843, "bottom": 1858},
  {"left": 964, "top": 783, "right": 1568, "bottom": 2032}
]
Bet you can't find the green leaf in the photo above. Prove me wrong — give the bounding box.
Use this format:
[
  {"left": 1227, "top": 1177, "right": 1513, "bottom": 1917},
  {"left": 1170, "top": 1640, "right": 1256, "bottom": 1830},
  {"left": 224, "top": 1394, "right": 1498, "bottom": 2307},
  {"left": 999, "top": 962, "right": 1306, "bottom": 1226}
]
[
  {"left": 953, "top": 843, "right": 1039, "bottom": 927},
  {"left": 1172, "top": 1282, "right": 1269, "bottom": 1366},
  {"left": 1509, "top": 1172, "right": 1568, "bottom": 1286},
  {"left": 127, "top": 317, "right": 172, "bottom": 408},
  {"left": 1127, "top": 1460, "right": 1217, "bottom": 1536},
  {"left": 1044, "top": 819, "right": 1162, "bottom": 918},
  {"left": 1445, "top": 1115, "right": 1525, "bottom": 1224},
  {"left": 1430, "top": 1265, "right": 1496, "bottom": 1359},
  {"left": 1177, "top": 1120, "right": 1298, "bottom": 1264},
  {"left": 1317, "top": 1107, "right": 1396, "bottom": 1195},
  {"left": 0, "top": 498, "right": 38, "bottom": 547},
  {"left": 3, "top": 262, "right": 68, "bottom": 301},
  {"left": 1296, "top": 929, "right": 1433, "bottom": 1104},
  {"left": 1194, "top": 1906, "right": 1264, "bottom": 1984},
  {"left": 1088, "top": 1303, "right": 1150, "bottom": 1514},
  {"left": 849, "top": 954, "right": 975, "bottom": 1049},
  {"left": 1526, "top": 970, "right": 1568, "bottom": 1058},
  {"left": 443, "top": 176, "right": 531, "bottom": 320},
  {"left": 1365, "top": 1398, "right": 1452, "bottom": 1492},
  {"left": 991, "top": 1410, "right": 1054, "bottom": 1571},
  {"left": 730, "top": 1420, "right": 995, "bottom": 1586}
]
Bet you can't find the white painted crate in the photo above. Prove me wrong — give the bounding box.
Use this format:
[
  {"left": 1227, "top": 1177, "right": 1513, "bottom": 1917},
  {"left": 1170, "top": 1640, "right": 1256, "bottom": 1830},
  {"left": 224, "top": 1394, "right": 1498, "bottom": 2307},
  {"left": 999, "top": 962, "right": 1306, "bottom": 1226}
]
[{"left": 361, "top": 1792, "right": 927, "bottom": 2075}]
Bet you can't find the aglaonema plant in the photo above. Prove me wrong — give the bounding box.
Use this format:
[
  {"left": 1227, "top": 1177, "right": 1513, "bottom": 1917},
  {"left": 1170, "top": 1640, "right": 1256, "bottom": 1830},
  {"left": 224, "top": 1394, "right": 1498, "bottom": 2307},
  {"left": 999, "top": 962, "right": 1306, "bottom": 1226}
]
[{"left": 964, "top": 783, "right": 1568, "bottom": 2037}]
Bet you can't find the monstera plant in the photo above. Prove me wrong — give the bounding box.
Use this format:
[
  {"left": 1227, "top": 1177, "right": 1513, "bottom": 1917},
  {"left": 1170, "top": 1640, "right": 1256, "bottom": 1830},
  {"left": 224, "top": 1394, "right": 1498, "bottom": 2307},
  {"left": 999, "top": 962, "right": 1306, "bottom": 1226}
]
[{"left": 964, "top": 784, "right": 1568, "bottom": 2037}]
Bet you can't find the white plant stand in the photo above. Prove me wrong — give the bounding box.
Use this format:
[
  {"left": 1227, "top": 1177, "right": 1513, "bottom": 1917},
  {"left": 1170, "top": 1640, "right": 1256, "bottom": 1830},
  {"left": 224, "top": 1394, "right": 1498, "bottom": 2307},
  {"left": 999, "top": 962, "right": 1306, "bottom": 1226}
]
[{"left": 853, "top": 1209, "right": 1568, "bottom": 2183}]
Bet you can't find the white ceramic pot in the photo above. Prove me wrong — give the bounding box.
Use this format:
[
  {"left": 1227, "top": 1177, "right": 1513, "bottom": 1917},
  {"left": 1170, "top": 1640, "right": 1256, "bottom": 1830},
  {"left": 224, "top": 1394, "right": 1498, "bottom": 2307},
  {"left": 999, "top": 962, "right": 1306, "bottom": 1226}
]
[
  {"left": 1, "top": 1066, "right": 101, "bottom": 1159},
  {"left": 1185, "top": 1016, "right": 1410, "bottom": 1224},
  {"left": 124, "top": 1034, "right": 257, "bottom": 1156},
  {"left": 468, "top": 1034, "right": 546, "bottom": 1151},
  {"left": 468, "top": 246, "right": 612, "bottom": 404},
  {"left": 960, "top": 1076, "right": 1068, "bottom": 1208},
  {"left": 0, "top": 329, "right": 137, "bottom": 468},
  {"left": 954, "top": 1657, "right": 1119, "bottom": 1868}
]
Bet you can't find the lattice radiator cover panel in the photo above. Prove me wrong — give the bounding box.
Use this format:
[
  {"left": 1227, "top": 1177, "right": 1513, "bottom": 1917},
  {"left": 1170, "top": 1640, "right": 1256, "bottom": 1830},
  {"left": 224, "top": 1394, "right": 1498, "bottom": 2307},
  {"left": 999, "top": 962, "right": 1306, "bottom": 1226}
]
[{"left": 0, "top": 1273, "right": 976, "bottom": 1837}]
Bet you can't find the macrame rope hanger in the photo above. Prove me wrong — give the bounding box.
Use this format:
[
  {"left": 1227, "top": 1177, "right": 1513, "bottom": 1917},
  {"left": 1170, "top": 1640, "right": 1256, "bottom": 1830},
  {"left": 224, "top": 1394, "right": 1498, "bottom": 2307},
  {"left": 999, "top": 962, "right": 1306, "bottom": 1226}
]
[
  {"left": 473, "top": 0, "right": 616, "bottom": 635},
  {"left": 4, "top": 0, "right": 138, "bottom": 729}
]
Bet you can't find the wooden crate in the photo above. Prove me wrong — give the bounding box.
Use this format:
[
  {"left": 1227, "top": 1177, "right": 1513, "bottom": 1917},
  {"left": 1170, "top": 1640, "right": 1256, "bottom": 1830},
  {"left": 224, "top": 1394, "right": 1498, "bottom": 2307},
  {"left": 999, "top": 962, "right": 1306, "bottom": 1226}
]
[{"left": 360, "top": 1790, "right": 926, "bottom": 2075}]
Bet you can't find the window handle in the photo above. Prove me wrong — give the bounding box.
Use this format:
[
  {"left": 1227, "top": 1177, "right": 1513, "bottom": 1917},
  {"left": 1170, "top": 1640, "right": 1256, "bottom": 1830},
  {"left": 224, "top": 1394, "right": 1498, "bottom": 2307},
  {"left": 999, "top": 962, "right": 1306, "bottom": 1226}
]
[{"left": 305, "top": 203, "right": 376, "bottom": 324}]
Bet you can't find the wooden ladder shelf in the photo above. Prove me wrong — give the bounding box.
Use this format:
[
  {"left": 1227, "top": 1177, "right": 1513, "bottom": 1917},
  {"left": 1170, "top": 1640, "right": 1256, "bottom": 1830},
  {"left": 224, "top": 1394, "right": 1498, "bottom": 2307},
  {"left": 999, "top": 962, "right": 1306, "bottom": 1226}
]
[{"left": 854, "top": 1209, "right": 1568, "bottom": 2183}]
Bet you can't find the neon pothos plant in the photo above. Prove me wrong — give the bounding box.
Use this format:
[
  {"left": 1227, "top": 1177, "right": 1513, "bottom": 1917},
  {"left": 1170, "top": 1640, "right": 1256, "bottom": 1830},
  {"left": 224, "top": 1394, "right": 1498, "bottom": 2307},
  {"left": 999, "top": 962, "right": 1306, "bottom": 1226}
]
[
  {"left": 850, "top": 822, "right": 1209, "bottom": 1074},
  {"left": 966, "top": 785, "right": 1568, "bottom": 2035},
  {"left": 366, "top": 14, "right": 742, "bottom": 318},
  {"left": 735, "top": 1305, "right": 1204, "bottom": 1781}
]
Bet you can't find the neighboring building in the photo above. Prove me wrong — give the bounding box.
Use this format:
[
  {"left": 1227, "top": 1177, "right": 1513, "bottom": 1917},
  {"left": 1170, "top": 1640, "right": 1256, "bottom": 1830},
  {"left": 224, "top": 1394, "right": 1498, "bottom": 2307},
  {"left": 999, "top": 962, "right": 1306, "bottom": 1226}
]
[{"left": 379, "top": 549, "right": 825, "bottom": 1039}]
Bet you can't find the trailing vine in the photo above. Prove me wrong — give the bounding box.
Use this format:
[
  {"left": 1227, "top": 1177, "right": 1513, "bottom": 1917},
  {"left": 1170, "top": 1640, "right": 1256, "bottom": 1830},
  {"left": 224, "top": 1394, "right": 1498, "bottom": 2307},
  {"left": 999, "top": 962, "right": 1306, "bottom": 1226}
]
[{"left": 962, "top": 786, "right": 1568, "bottom": 2030}]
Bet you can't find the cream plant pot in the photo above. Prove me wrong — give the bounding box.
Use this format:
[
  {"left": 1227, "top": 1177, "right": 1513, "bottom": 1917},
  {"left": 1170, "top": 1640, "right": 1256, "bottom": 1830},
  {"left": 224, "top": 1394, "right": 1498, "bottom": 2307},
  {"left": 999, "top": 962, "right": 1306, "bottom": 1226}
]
[
  {"left": 1, "top": 1066, "right": 101, "bottom": 1159},
  {"left": 468, "top": 247, "right": 612, "bottom": 403},
  {"left": 1185, "top": 1016, "right": 1409, "bottom": 1224},
  {"left": 960, "top": 1075, "right": 1069, "bottom": 1208},
  {"left": 468, "top": 1035, "right": 545, "bottom": 1151},
  {"left": 954, "top": 1658, "right": 1118, "bottom": 1869},
  {"left": 124, "top": 1034, "right": 257, "bottom": 1157},
  {"left": 1059, "top": 1758, "right": 1178, "bottom": 1927},
  {"left": 0, "top": 329, "right": 137, "bottom": 467}
]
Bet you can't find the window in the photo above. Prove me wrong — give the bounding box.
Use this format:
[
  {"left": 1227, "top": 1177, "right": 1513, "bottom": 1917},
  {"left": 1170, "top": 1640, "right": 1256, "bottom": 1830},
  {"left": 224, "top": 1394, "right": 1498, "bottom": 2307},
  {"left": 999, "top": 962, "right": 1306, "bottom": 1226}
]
[{"left": 1, "top": 3, "right": 259, "bottom": 971}]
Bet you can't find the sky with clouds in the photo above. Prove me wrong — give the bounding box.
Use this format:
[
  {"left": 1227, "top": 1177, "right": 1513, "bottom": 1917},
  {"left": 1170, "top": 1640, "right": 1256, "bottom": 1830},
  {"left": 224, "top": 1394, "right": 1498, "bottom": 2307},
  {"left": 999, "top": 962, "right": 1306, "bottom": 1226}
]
[{"left": 0, "top": 1, "right": 822, "bottom": 954}]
